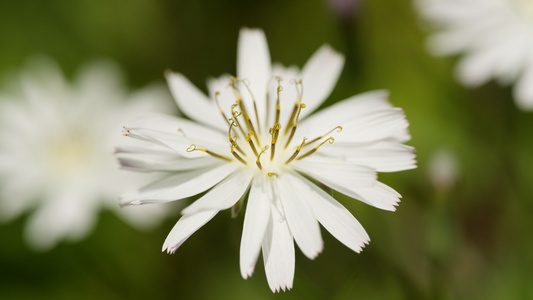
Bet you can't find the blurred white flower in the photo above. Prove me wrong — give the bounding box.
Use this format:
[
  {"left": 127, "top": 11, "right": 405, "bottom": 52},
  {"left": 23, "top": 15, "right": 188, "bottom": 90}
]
[
  {"left": 428, "top": 149, "right": 459, "bottom": 192},
  {"left": 0, "top": 58, "right": 173, "bottom": 251},
  {"left": 117, "top": 28, "right": 416, "bottom": 292},
  {"left": 416, "top": 0, "right": 533, "bottom": 110}
]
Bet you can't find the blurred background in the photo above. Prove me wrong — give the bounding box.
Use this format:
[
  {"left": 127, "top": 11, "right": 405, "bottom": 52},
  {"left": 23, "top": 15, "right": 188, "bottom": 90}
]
[{"left": 1, "top": 0, "right": 532, "bottom": 299}]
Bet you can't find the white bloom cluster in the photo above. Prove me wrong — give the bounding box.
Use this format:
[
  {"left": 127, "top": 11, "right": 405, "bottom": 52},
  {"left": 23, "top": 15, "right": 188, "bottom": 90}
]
[
  {"left": 0, "top": 58, "right": 172, "bottom": 250},
  {"left": 416, "top": 0, "right": 533, "bottom": 110}
]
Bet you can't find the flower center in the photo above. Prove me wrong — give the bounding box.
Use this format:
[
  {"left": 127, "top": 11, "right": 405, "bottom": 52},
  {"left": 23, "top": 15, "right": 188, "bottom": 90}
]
[
  {"left": 45, "top": 132, "right": 96, "bottom": 179},
  {"left": 186, "top": 77, "right": 342, "bottom": 175}
]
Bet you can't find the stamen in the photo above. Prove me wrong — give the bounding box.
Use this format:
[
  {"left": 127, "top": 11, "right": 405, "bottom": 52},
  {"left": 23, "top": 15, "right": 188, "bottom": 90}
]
[
  {"left": 243, "top": 111, "right": 261, "bottom": 146},
  {"left": 231, "top": 104, "right": 247, "bottom": 138},
  {"left": 230, "top": 78, "right": 260, "bottom": 144},
  {"left": 177, "top": 128, "right": 186, "bottom": 136},
  {"left": 228, "top": 120, "right": 245, "bottom": 155},
  {"left": 284, "top": 137, "right": 307, "bottom": 164},
  {"left": 231, "top": 143, "right": 248, "bottom": 165},
  {"left": 269, "top": 123, "right": 281, "bottom": 161},
  {"left": 284, "top": 103, "right": 306, "bottom": 149},
  {"left": 215, "top": 92, "right": 231, "bottom": 126},
  {"left": 241, "top": 79, "right": 262, "bottom": 135},
  {"left": 267, "top": 172, "right": 279, "bottom": 178},
  {"left": 303, "top": 126, "right": 343, "bottom": 147},
  {"left": 186, "top": 144, "right": 233, "bottom": 162},
  {"left": 256, "top": 145, "right": 269, "bottom": 170},
  {"left": 247, "top": 132, "right": 259, "bottom": 157},
  {"left": 283, "top": 79, "right": 303, "bottom": 136},
  {"left": 297, "top": 137, "right": 335, "bottom": 160},
  {"left": 265, "top": 77, "right": 276, "bottom": 126},
  {"left": 274, "top": 78, "right": 283, "bottom": 126}
]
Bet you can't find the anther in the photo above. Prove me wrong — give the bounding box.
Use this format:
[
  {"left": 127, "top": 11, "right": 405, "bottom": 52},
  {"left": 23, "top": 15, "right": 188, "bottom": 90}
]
[
  {"left": 284, "top": 103, "right": 306, "bottom": 149},
  {"left": 230, "top": 104, "right": 247, "bottom": 138},
  {"left": 269, "top": 123, "right": 281, "bottom": 161},
  {"left": 297, "top": 137, "right": 335, "bottom": 160},
  {"left": 215, "top": 92, "right": 231, "bottom": 126},
  {"left": 267, "top": 172, "right": 279, "bottom": 178},
  {"left": 231, "top": 143, "right": 248, "bottom": 165},
  {"left": 186, "top": 144, "right": 233, "bottom": 162},
  {"left": 283, "top": 79, "right": 304, "bottom": 136},
  {"left": 177, "top": 128, "right": 186, "bottom": 136},
  {"left": 247, "top": 132, "right": 259, "bottom": 157},
  {"left": 304, "top": 126, "right": 343, "bottom": 147},
  {"left": 256, "top": 145, "right": 269, "bottom": 170},
  {"left": 240, "top": 78, "right": 262, "bottom": 135},
  {"left": 285, "top": 137, "right": 307, "bottom": 164},
  {"left": 228, "top": 120, "right": 245, "bottom": 155}
]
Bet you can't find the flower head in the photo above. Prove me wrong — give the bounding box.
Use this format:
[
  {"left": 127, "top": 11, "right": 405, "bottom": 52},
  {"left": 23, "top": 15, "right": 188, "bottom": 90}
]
[
  {"left": 416, "top": 0, "right": 533, "bottom": 110},
  {"left": 0, "top": 58, "right": 172, "bottom": 250},
  {"left": 117, "top": 28, "right": 415, "bottom": 292}
]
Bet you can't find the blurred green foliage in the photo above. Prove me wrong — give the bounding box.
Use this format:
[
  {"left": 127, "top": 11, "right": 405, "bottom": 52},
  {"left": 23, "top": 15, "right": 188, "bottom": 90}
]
[{"left": 1, "top": 0, "right": 533, "bottom": 299}]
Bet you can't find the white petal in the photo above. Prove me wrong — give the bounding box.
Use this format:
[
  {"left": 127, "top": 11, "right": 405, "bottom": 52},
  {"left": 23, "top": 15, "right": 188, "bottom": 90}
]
[
  {"left": 237, "top": 28, "right": 272, "bottom": 119},
  {"left": 120, "top": 163, "right": 238, "bottom": 205},
  {"left": 165, "top": 71, "right": 225, "bottom": 129},
  {"left": 206, "top": 74, "right": 236, "bottom": 117},
  {"left": 349, "top": 182, "right": 402, "bottom": 211},
  {"left": 514, "top": 62, "right": 533, "bottom": 111},
  {"left": 25, "top": 193, "right": 97, "bottom": 251},
  {"left": 162, "top": 209, "right": 218, "bottom": 254},
  {"left": 124, "top": 127, "right": 227, "bottom": 159},
  {"left": 295, "top": 173, "right": 370, "bottom": 253},
  {"left": 240, "top": 175, "right": 272, "bottom": 279},
  {"left": 181, "top": 170, "right": 253, "bottom": 215},
  {"left": 297, "top": 90, "right": 392, "bottom": 137},
  {"left": 326, "top": 142, "right": 417, "bottom": 172},
  {"left": 262, "top": 205, "right": 295, "bottom": 293},
  {"left": 294, "top": 157, "right": 399, "bottom": 211},
  {"left": 338, "top": 109, "right": 409, "bottom": 143},
  {"left": 117, "top": 155, "right": 219, "bottom": 173},
  {"left": 299, "top": 45, "right": 344, "bottom": 118},
  {"left": 278, "top": 173, "right": 323, "bottom": 259},
  {"left": 292, "top": 159, "right": 377, "bottom": 189}
]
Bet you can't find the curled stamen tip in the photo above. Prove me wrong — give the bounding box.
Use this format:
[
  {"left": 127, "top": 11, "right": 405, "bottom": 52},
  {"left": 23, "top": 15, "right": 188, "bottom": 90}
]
[
  {"left": 328, "top": 137, "right": 335, "bottom": 144},
  {"left": 267, "top": 172, "right": 279, "bottom": 178},
  {"left": 300, "top": 103, "right": 306, "bottom": 108},
  {"left": 277, "top": 86, "right": 283, "bottom": 92},
  {"left": 186, "top": 144, "right": 197, "bottom": 152},
  {"left": 336, "top": 126, "right": 343, "bottom": 132}
]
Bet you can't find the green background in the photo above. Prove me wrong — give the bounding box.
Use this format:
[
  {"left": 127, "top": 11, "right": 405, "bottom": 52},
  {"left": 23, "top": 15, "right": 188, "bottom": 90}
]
[{"left": 1, "top": 0, "right": 532, "bottom": 299}]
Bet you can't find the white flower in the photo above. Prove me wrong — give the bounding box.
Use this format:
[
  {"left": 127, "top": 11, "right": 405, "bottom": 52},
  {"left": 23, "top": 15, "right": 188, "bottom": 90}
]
[
  {"left": 0, "top": 58, "right": 173, "bottom": 251},
  {"left": 428, "top": 149, "right": 459, "bottom": 192},
  {"left": 415, "top": 0, "right": 533, "bottom": 110},
  {"left": 117, "top": 28, "right": 416, "bottom": 292}
]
